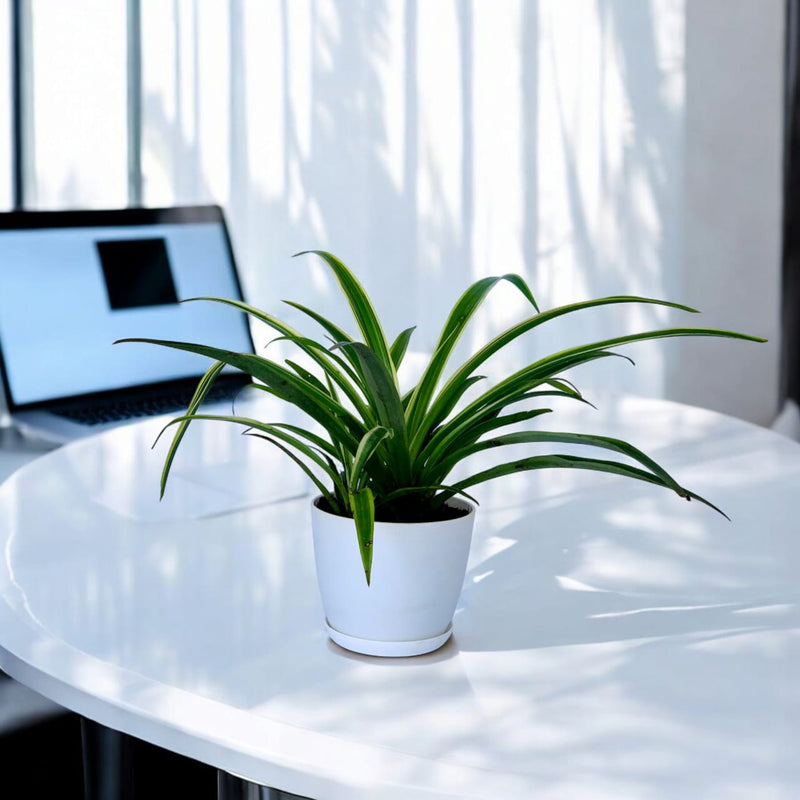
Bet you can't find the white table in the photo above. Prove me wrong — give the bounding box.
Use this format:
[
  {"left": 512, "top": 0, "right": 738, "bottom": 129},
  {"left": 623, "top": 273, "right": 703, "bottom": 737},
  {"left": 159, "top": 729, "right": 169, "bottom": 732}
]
[
  {"left": 0, "top": 396, "right": 798, "bottom": 799},
  {"left": 0, "top": 427, "right": 66, "bottom": 733}
]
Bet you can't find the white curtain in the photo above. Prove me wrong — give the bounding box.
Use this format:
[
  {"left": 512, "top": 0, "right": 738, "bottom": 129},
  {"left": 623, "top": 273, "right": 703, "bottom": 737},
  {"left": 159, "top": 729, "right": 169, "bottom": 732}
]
[{"left": 22, "top": 0, "right": 784, "bottom": 424}]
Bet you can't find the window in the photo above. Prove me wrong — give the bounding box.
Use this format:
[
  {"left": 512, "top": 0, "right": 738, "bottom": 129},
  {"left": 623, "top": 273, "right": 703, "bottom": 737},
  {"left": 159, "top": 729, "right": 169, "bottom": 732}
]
[
  {"left": 27, "top": 0, "right": 127, "bottom": 208},
  {"left": 0, "top": 0, "right": 12, "bottom": 209}
]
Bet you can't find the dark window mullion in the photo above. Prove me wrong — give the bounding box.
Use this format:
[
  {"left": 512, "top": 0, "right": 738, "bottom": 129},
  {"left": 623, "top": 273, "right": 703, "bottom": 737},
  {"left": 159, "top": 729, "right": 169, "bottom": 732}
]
[
  {"left": 11, "top": 0, "right": 25, "bottom": 209},
  {"left": 782, "top": 0, "right": 800, "bottom": 404},
  {"left": 126, "top": 0, "right": 143, "bottom": 207}
]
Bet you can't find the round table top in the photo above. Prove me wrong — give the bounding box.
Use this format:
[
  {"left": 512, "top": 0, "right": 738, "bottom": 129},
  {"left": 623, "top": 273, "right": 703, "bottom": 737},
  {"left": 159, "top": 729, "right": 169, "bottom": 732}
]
[{"left": 0, "top": 395, "right": 798, "bottom": 799}]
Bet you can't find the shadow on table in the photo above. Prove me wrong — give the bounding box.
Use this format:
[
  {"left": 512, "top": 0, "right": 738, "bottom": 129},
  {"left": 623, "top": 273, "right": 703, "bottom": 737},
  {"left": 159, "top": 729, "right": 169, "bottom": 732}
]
[{"left": 456, "top": 477, "right": 799, "bottom": 654}]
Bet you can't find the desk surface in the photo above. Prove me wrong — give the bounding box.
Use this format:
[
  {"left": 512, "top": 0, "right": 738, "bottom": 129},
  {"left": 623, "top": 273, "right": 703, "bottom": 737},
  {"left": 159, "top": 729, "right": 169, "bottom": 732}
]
[
  {"left": 0, "top": 425, "right": 54, "bottom": 480},
  {"left": 0, "top": 397, "right": 798, "bottom": 799}
]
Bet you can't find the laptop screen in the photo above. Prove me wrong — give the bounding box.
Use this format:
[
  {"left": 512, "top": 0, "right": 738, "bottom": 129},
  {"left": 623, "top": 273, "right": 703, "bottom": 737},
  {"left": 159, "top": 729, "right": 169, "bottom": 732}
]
[{"left": 0, "top": 206, "right": 254, "bottom": 410}]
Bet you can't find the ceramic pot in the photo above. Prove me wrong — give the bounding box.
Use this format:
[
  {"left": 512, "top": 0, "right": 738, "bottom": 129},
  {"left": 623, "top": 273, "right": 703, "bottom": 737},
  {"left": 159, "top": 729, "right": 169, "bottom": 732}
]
[{"left": 310, "top": 497, "right": 475, "bottom": 657}]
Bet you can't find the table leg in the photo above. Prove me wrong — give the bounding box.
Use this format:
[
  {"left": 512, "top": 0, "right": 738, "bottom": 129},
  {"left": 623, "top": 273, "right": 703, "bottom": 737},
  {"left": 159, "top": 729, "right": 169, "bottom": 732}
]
[
  {"left": 217, "top": 770, "right": 312, "bottom": 799},
  {"left": 80, "top": 718, "right": 135, "bottom": 800}
]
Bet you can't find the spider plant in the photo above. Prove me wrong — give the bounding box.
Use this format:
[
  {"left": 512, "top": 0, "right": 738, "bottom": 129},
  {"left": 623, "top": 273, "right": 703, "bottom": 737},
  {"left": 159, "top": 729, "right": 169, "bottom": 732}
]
[{"left": 118, "top": 250, "right": 765, "bottom": 584}]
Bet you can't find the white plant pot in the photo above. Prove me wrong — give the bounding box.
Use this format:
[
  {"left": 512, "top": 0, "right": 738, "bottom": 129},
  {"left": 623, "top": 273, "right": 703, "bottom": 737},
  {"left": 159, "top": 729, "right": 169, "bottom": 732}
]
[{"left": 310, "top": 497, "right": 475, "bottom": 657}]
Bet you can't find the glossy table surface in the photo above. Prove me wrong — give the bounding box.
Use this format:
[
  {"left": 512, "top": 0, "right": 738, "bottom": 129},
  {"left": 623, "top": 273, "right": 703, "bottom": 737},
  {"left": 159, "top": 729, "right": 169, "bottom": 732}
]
[{"left": 0, "top": 396, "right": 798, "bottom": 799}]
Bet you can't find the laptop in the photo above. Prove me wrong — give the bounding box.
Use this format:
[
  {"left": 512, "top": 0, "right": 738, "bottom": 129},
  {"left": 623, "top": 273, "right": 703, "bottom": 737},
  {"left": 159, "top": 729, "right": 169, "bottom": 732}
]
[{"left": 0, "top": 205, "right": 255, "bottom": 444}]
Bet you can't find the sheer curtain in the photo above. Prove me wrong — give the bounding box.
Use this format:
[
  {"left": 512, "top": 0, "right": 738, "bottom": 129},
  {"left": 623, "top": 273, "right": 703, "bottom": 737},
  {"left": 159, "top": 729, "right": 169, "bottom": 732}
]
[
  {"left": 27, "top": 0, "right": 128, "bottom": 208},
  {"left": 10, "top": 0, "right": 784, "bottom": 424},
  {"left": 137, "top": 0, "right": 691, "bottom": 396}
]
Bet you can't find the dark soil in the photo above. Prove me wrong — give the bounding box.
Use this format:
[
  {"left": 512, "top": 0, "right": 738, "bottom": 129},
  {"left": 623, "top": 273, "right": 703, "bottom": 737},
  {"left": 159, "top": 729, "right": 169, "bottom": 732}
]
[{"left": 314, "top": 495, "right": 471, "bottom": 524}]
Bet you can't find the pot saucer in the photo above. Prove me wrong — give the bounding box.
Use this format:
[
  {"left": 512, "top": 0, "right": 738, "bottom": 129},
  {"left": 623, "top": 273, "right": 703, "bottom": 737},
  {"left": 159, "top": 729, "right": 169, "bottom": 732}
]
[{"left": 324, "top": 620, "right": 453, "bottom": 657}]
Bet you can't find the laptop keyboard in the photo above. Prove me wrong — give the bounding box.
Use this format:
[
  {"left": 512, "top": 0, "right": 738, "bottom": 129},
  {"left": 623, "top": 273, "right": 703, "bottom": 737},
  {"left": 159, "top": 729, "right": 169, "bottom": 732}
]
[{"left": 52, "top": 384, "right": 236, "bottom": 426}]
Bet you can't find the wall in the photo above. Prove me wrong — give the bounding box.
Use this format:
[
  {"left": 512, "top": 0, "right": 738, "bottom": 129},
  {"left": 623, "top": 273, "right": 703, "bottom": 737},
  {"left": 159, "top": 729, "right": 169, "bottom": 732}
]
[{"left": 675, "top": 0, "right": 784, "bottom": 424}]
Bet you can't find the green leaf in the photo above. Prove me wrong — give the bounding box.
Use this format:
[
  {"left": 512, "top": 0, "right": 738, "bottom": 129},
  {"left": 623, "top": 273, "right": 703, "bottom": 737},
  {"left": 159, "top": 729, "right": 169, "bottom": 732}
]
[
  {"left": 415, "top": 350, "right": 628, "bottom": 461},
  {"left": 418, "top": 407, "right": 554, "bottom": 482},
  {"left": 446, "top": 453, "right": 728, "bottom": 518},
  {"left": 269, "top": 332, "right": 363, "bottom": 386},
  {"left": 294, "top": 250, "right": 396, "bottom": 378},
  {"left": 182, "top": 295, "right": 300, "bottom": 337},
  {"left": 418, "top": 296, "right": 701, "bottom": 449},
  {"left": 453, "top": 407, "right": 555, "bottom": 441},
  {"left": 430, "top": 430, "right": 688, "bottom": 494},
  {"left": 280, "top": 299, "right": 370, "bottom": 391},
  {"left": 157, "top": 412, "right": 347, "bottom": 497},
  {"left": 244, "top": 432, "right": 343, "bottom": 512},
  {"left": 186, "top": 296, "right": 370, "bottom": 410},
  {"left": 281, "top": 299, "right": 354, "bottom": 345},
  {"left": 269, "top": 334, "right": 372, "bottom": 421},
  {"left": 350, "top": 426, "right": 393, "bottom": 491},
  {"left": 405, "top": 274, "right": 539, "bottom": 438},
  {"left": 239, "top": 413, "right": 341, "bottom": 459},
  {"left": 116, "top": 338, "right": 365, "bottom": 451},
  {"left": 377, "top": 484, "right": 479, "bottom": 509},
  {"left": 350, "top": 487, "right": 376, "bottom": 585},
  {"left": 435, "top": 324, "right": 764, "bottom": 446},
  {"left": 417, "top": 374, "right": 487, "bottom": 439},
  {"left": 420, "top": 380, "right": 599, "bottom": 474},
  {"left": 390, "top": 326, "right": 416, "bottom": 370},
  {"left": 285, "top": 359, "right": 329, "bottom": 395},
  {"left": 154, "top": 360, "right": 225, "bottom": 498},
  {"left": 545, "top": 378, "right": 595, "bottom": 407},
  {"left": 555, "top": 326, "right": 766, "bottom": 360},
  {"left": 337, "top": 341, "right": 411, "bottom": 484}
]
